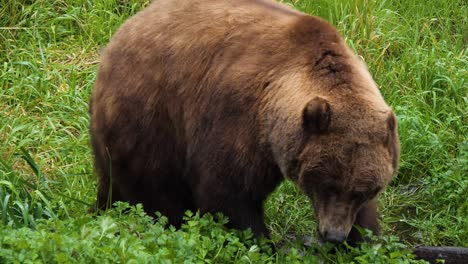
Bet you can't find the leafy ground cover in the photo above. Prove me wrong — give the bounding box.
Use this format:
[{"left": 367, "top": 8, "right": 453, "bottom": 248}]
[{"left": 1, "top": 0, "right": 466, "bottom": 262}]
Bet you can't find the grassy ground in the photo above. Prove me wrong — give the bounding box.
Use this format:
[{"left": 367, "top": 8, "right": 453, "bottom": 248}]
[{"left": 0, "top": 0, "right": 466, "bottom": 262}]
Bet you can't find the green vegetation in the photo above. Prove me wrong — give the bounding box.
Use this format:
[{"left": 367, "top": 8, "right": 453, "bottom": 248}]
[{"left": 1, "top": 0, "right": 466, "bottom": 262}]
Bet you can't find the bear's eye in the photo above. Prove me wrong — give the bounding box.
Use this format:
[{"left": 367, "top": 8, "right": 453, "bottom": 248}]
[
  {"left": 350, "top": 191, "right": 367, "bottom": 202},
  {"left": 351, "top": 187, "right": 382, "bottom": 202},
  {"left": 370, "top": 187, "right": 382, "bottom": 197}
]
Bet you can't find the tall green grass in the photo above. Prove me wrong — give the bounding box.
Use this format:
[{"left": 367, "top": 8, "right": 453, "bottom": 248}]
[
  {"left": 1, "top": 0, "right": 149, "bottom": 226},
  {"left": 0, "top": 0, "right": 466, "bottom": 262}
]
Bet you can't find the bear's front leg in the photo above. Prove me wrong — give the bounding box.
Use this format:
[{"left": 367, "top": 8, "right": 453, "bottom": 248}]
[
  {"left": 195, "top": 185, "right": 270, "bottom": 238},
  {"left": 346, "top": 199, "right": 380, "bottom": 244},
  {"left": 224, "top": 197, "right": 270, "bottom": 238}
]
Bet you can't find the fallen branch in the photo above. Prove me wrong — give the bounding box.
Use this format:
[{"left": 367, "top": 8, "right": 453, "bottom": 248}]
[{"left": 413, "top": 246, "right": 468, "bottom": 264}]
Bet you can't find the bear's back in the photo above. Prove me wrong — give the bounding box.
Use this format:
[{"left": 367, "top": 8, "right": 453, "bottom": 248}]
[{"left": 94, "top": 0, "right": 342, "bottom": 94}]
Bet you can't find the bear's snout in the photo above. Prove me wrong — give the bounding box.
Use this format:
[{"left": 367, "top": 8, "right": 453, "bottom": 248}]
[
  {"left": 314, "top": 196, "right": 357, "bottom": 244},
  {"left": 321, "top": 230, "right": 347, "bottom": 243}
]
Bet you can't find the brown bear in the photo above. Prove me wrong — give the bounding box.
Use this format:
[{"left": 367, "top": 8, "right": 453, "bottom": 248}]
[{"left": 90, "top": 0, "right": 400, "bottom": 244}]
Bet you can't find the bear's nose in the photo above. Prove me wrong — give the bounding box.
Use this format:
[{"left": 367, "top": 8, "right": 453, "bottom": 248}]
[{"left": 323, "top": 231, "right": 347, "bottom": 243}]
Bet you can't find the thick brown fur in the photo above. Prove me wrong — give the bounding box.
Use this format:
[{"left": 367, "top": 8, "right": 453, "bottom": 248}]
[{"left": 90, "top": 0, "right": 400, "bottom": 242}]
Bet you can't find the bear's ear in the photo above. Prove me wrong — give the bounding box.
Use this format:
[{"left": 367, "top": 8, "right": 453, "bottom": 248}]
[
  {"left": 387, "top": 111, "right": 397, "bottom": 132},
  {"left": 302, "top": 97, "right": 331, "bottom": 133},
  {"left": 386, "top": 111, "right": 400, "bottom": 171}
]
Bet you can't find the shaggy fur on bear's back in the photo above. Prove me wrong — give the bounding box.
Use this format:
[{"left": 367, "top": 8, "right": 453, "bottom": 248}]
[{"left": 90, "top": 0, "right": 399, "bottom": 242}]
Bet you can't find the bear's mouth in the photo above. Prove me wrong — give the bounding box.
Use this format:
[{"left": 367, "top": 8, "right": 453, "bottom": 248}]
[{"left": 320, "top": 230, "right": 348, "bottom": 243}]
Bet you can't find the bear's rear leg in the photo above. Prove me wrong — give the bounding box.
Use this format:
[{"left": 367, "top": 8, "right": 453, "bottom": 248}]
[{"left": 94, "top": 177, "right": 123, "bottom": 212}]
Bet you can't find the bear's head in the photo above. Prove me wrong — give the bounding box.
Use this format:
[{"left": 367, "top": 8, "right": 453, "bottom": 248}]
[
  {"left": 259, "top": 14, "right": 399, "bottom": 243},
  {"left": 291, "top": 94, "right": 400, "bottom": 243}
]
